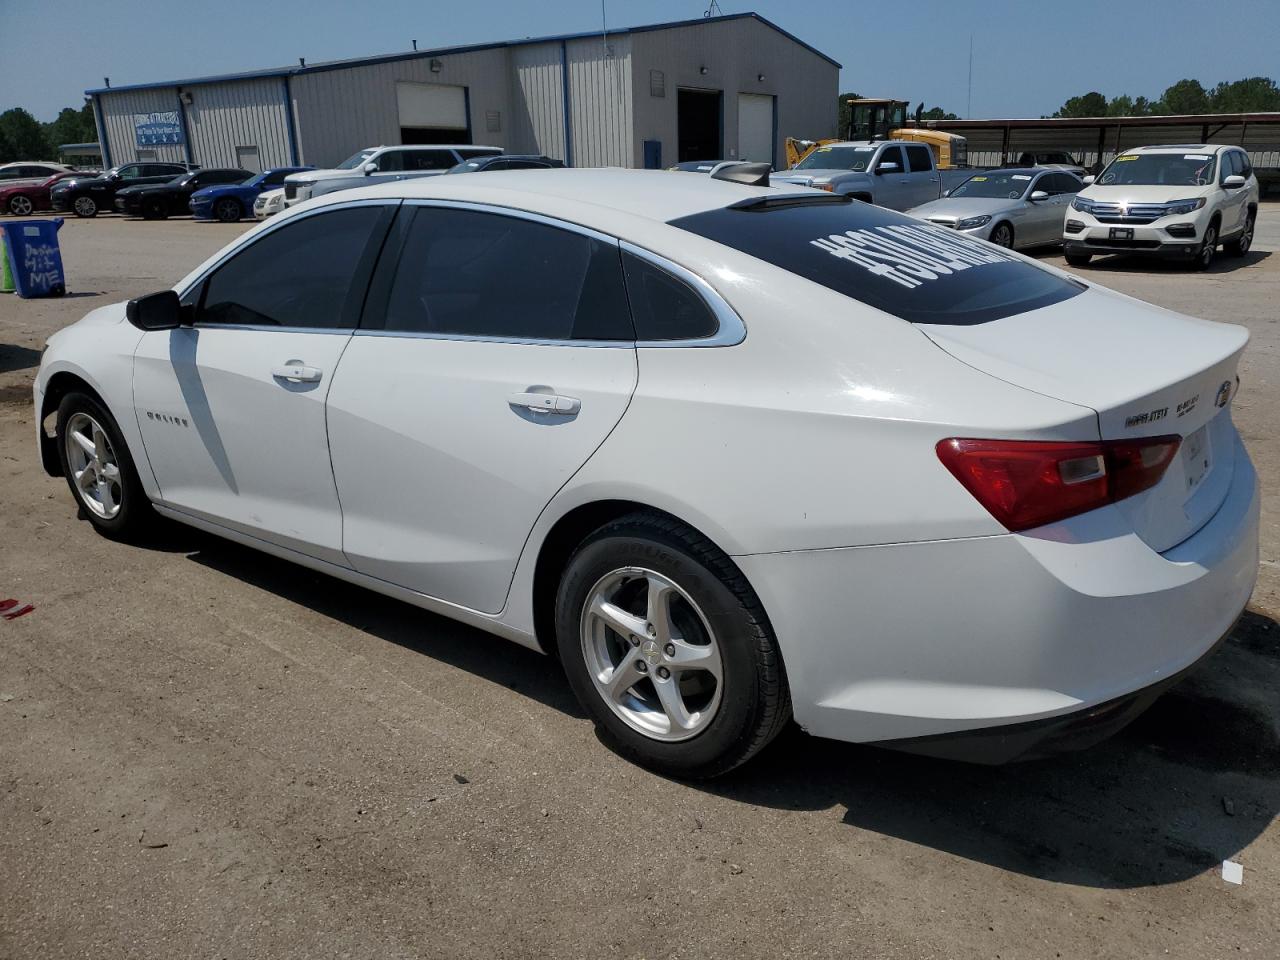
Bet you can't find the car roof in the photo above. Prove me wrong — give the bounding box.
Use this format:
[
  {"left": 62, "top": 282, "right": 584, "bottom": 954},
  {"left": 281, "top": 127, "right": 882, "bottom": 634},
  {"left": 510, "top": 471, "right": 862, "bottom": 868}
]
[
  {"left": 317, "top": 167, "right": 811, "bottom": 226},
  {"left": 373, "top": 144, "right": 501, "bottom": 151},
  {"left": 1130, "top": 143, "right": 1227, "bottom": 153}
]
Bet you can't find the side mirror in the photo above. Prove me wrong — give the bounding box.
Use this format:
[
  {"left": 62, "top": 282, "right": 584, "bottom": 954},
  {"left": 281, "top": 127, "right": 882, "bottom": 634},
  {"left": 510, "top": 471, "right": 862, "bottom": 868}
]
[
  {"left": 1082, "top": 174, "right": 1095, "bottom": 185},
  {"left": 1029, "top": 190, "right": 1049, "bottom": 201},
  {"left": 126, "top": 290, "right": 183, "bottom": 331},
  {"left": 1223, "top": 174, "right": 1246, "bottom": 189},
  {"left": 876, "top": 162, "right": 901, "bottom": 175},
  {"left": 942, "top": 189, "right": 951, "bottom": 197},
  {"left": 108, "top": 172, "right": 121, "bottom": 181},
  {"left": 362, "top": 161, "right": 378, "bottom": 175}
]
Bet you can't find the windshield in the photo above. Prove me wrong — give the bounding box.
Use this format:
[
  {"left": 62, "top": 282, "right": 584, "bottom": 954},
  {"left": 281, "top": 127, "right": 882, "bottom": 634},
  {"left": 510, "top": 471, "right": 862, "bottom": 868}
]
[
  {"left": 794, "top": 146, "right": 876, "bottom": 171},
  {"left": 1097, "top": 152, "right": 1217, "bottom": 187},
  {"left": 335, "top": 149, "right": 377, "bottom": 170},
  {"left": 951, "top": 172, "right": 1034, "bottom": 200}
]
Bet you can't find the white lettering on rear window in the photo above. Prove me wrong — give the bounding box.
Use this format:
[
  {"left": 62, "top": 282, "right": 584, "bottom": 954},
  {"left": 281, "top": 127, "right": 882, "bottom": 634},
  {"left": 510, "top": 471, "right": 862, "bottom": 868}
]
[{"left": 809, "top": 224, "right": 1017, "bottom": 289}]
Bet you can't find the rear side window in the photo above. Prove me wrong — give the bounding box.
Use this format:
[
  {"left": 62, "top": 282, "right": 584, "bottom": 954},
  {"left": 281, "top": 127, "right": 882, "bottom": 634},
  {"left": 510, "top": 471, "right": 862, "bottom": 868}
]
[
  {"left": 904, "top": 145, "right": 932, "bottom": 172},
  {"left": 200, "top": 206, "right": 387, "bottom": 329},
  {"left": 669, "top": 198, "right": 1084, "bottom": 326},
  {"left": 457, "top": 148, "right": 502, "bottom": 160},
  {"left": 402, "top": 150, "right": 455, "bottom": 171},
  {"left": 622, "top": 253, "right": 718, "bottom": 341},
  {"left": 375, "top": 206, "right": 633, "bottom": 341}
]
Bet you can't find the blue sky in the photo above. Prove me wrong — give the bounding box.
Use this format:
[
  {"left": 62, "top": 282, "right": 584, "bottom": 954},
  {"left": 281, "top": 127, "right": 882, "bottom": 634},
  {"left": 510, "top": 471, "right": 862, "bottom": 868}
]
[{"left": 3, "top": 0, "right": 1279, "bottom": 122}]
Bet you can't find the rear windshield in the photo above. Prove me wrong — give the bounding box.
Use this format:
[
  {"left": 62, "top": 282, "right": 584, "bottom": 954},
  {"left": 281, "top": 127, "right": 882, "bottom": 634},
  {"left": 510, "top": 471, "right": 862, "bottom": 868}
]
[{"left": 669, "top": 198, "right": 1084, "bottom": 326}]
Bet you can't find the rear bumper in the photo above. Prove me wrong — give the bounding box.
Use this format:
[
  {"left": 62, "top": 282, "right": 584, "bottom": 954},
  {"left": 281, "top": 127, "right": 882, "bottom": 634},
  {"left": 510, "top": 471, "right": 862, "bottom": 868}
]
[
  {"left": 736, "top": 435, "right": 1259, "bottom": 754},
  {"left": 869, "top": 625, "right": 1231, "bottom": 763}
]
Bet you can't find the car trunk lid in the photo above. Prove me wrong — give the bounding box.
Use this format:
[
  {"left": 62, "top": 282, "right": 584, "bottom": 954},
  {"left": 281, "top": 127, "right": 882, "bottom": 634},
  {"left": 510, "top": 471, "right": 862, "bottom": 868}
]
[{"left": 918, "top": 286, "right": 1248, "bottom": 552}]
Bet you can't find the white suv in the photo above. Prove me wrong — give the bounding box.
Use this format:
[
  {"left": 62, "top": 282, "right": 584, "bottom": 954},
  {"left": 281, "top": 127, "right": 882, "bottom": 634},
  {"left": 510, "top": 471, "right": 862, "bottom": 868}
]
[
  {"left": 283, "top": 144, "right": 501, "bottom": 207},
  {"left": 1063, "top": 143, "right": 1259, "bottom": 270}
]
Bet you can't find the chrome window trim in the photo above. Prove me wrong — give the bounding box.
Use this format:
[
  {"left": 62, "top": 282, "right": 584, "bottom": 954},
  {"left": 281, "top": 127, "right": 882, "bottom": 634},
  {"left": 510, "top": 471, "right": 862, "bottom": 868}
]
[
  {"left": 619, "top": 240, "right": 746, "bottom": 348},
  {"left": 177, "top": 197, "right": 402, "bottom": 304},
  {"left": 178, "top": 196, "right": 747, "bottom": 349}
]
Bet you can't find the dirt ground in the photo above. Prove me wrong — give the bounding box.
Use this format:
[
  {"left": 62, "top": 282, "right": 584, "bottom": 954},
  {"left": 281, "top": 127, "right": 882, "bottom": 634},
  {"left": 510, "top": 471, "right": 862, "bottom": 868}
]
[{"left": 1, "top": 211, "right": 1278, "bottom": 960}]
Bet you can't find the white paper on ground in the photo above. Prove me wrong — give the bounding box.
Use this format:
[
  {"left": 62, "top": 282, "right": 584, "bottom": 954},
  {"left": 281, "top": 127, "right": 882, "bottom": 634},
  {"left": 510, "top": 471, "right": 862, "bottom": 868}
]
[{"left": 1222, "top": 860, "right": 1243, "bottom": 884}]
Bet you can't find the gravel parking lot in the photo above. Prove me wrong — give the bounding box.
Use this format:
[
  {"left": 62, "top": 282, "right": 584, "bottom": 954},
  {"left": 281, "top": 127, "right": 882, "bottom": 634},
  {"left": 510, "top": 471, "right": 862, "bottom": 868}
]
[{"left": 1, "top": 211, "right": 1278, "bottom": 959}]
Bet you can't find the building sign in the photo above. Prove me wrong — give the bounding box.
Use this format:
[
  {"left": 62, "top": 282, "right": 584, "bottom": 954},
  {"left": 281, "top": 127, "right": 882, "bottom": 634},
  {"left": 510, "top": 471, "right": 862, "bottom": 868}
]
[{"left": 134, "top": 111, "right": 183, "bottom": 146}]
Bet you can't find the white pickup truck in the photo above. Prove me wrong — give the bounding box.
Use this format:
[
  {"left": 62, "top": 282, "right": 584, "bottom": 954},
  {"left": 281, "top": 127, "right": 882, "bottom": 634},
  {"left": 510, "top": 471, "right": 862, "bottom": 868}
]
[{"left": 773, "top": 139, "right": 967, "bottom": 211}]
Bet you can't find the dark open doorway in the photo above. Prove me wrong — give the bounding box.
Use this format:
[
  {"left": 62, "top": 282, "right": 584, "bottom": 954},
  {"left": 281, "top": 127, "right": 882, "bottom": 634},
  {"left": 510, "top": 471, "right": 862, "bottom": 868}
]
[
  {"left": 677, "top": 89, "right": 722, "bottom": 163},
  {"left": 401, "top": 127, "right": 471, "bottom": 145}
]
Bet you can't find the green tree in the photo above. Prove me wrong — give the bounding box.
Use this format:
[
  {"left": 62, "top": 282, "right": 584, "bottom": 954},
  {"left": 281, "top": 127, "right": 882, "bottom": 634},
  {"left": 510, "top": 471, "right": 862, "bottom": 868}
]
[
  {"left": 0, "top": 125, "right": 13, "bottom": 163},
  {"left": 1106, "top": 94, "right": 1134, "bottom": 117},
  {"left": 836, "top": 91, "right": 862, "bottom": 139},
  {"left": 43, "top": 106, "right": 95, "bottom": 151},
  {"left": 1053, "top": 91, "right": 1107, "bottom": 117},
  {"left": 1155, "top": 78, "right": 1211, "bottom": 114},
  {"left": 0, "top": 107, "right": 52, "bottom": 160},
  {"left": 1132, "top": 96, "right": 1153, "bottom": 115},
  {"left": 918, "top": 105, "right": 959, "bottom": 121},
  {"left": 1210, "top": 76, "right": 1280, "bottom": 112}
]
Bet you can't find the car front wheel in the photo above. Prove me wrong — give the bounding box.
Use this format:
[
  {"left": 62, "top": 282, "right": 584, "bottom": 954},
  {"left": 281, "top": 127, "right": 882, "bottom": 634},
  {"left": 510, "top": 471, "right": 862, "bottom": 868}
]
[
  {"left": 72, "top": 195, "right": 97, "bottom": 218},
  {"left": 214, "top": 197, "right": 242, "bottom": 222},
  {"left": 56, "top": 392, "right": 153, "bottom": 541},
  {"left": 1192, "top": 223, "right": 1217, "bottom": 270},
  {"left": 556, "top": 513, "right": 791, "bottom": 778}
]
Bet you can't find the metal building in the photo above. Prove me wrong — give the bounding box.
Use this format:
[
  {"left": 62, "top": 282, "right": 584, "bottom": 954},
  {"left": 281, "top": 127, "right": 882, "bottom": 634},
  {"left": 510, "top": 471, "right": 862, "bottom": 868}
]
[{"left": 86, "top": 13, "right": 838, "bottom": 174}]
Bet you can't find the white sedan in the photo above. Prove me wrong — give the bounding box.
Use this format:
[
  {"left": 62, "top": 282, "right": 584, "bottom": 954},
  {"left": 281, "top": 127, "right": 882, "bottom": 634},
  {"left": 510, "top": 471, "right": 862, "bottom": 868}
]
[
  {"left": 253, "top": 187, "right": 285, "bottom": 220},
  {"left": 33, "top": 169, "right": 1259, "bottom": 777}
]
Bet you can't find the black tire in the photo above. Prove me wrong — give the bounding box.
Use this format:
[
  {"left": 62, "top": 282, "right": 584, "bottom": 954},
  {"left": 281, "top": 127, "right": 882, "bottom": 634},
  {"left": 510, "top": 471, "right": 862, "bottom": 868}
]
[
  {"left": 213, "top": 197, "right": 243, "bottom": 223},
  {"left": 56, "top": 392, "right": 154, "bottom": 542},
  {"left": 72, "top": 195, "right": 97, "bottom": 218},
  {"left": 555, "top": 512, "right": 790, "bottom": 779},
  {"left": 989, "top": 221, "right": 1014, "bottom": 248},
  {"left": 1225, "top": 212, "right": 1255, "bottom": 257},
  {"left": 1191, "top": 221, "right": 1218, "bottom": 271},
  {"left": 8, "top": 194, "right": 34, "bottom": 217},
  {"left": 141, "top": 198, "right": 168, "bottom": 220},
  {"left": 1065, "top": 252, "right": 1092, "bottom": 267}
]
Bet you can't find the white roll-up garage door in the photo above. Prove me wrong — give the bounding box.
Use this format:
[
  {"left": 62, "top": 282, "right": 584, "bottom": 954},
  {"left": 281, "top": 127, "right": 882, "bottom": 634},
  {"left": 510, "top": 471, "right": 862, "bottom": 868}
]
[
  {"left": 737, "top": 93, "right": 774, "bottom": 164},
  {"left": 397, "top": 82, "right": 468, "bottom": 129}
]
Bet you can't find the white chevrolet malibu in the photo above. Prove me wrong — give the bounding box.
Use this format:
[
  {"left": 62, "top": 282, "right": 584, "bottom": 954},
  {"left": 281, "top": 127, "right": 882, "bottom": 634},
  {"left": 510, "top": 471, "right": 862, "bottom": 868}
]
[{"left": 34, "top": 169, "right": 1259, "bottom": 777}]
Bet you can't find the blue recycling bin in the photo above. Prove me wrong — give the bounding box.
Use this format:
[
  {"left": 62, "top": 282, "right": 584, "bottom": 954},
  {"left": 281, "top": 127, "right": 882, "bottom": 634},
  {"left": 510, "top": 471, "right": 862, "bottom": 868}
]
[{"left": 0, "top": 218, "right": 66, "bottom": 298}]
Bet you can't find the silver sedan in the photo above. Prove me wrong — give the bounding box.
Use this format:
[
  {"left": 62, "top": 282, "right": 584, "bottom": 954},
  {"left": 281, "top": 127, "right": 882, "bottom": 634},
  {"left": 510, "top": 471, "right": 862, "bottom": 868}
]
[{"left": 908, "top": 168, "right": 1082, "bottom": 249}]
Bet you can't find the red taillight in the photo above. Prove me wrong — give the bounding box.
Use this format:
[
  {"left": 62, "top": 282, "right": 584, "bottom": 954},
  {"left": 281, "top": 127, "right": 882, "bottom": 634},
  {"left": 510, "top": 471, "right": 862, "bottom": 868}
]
[{"left": 936, "top": 435, "right": 1181, "bottom": 532}]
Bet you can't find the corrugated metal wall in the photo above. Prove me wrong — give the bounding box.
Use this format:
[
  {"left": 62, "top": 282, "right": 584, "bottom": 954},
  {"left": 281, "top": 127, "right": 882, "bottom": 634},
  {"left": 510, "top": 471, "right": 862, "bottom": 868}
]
[
  {"left": 185, "top": 77, "right": 293, "bottom": 169},
  {"left": 510, "top": 43, "right": 566, "bottom": 159},
  {"left": 629, "top": 17, "right": 837, "bottom": 169},
  {"left": 566, "top": 36, "right": 633, "bottom": 167},
  {"left": 98, "top": 88, "right": 188, "bottom": 165},
  {"left": 290, "top": 48, "right": 512, "bottom": 167}
]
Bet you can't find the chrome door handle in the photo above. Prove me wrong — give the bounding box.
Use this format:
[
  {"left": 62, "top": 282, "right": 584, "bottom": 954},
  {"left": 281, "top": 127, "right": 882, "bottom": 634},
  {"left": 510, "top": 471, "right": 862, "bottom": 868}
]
[
  {"left": 271, "top": 362, "right": 322, "bottom": 383},
  {"left": 508, "top": 391, "right": 580, "bottom": 415}
]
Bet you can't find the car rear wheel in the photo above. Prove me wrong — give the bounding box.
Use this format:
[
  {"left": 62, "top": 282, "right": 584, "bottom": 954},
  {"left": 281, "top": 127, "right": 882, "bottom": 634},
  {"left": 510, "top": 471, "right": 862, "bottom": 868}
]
[
  {"left": 556, "top": 513, "right": 790, "bottom": 778},
  {"left": 1065, "top": 252, "right": 1092, "bottom": 266},
  {"left": 72, "top": 195, "right": 97, "bottom": 218},
  {"left": 8, "top": 194, "right": 34, "bottom": 216},
  {"left": 214, "top": 197, "right": 243, "bottom": 223},
  {"left": 1192, "top": 223, "right": 1217, "bottom": 270},
  {"left": 989, "top": 222, "right": 1014, "bottom": 248},
  {"left": 1225, "top": 213, "right": 1254, "bottom": 257},
  {"left": 56, "top": 392, "right": 153, "bottom": 541}
]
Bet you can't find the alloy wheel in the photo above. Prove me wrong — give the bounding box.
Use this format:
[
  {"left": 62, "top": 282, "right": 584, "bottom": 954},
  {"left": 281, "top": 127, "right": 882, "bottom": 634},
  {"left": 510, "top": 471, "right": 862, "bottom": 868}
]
[
  {"left": 73, "top": 196, "right": 96, "bottom": 217},
  {"left": 9, "top": 195, "right": 33, "bottom": 216},
  {"left": 580, "top": 567, "right": 723, "bottom": 742},
  {"left": 991, "top": 223, "right": 1013, "bottom": 248},
  {"left": 64, "top": 412, "right": 123, "bottom": 519},
  {"left": 1199, "top": 226, "right": 1217, "bottom": 268},
  {"left": 215, "top": 198, "right": 240, "bottom": 222},
  {"left": 1239, "top": 217, "right": 1254, "bottom": 254}
]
